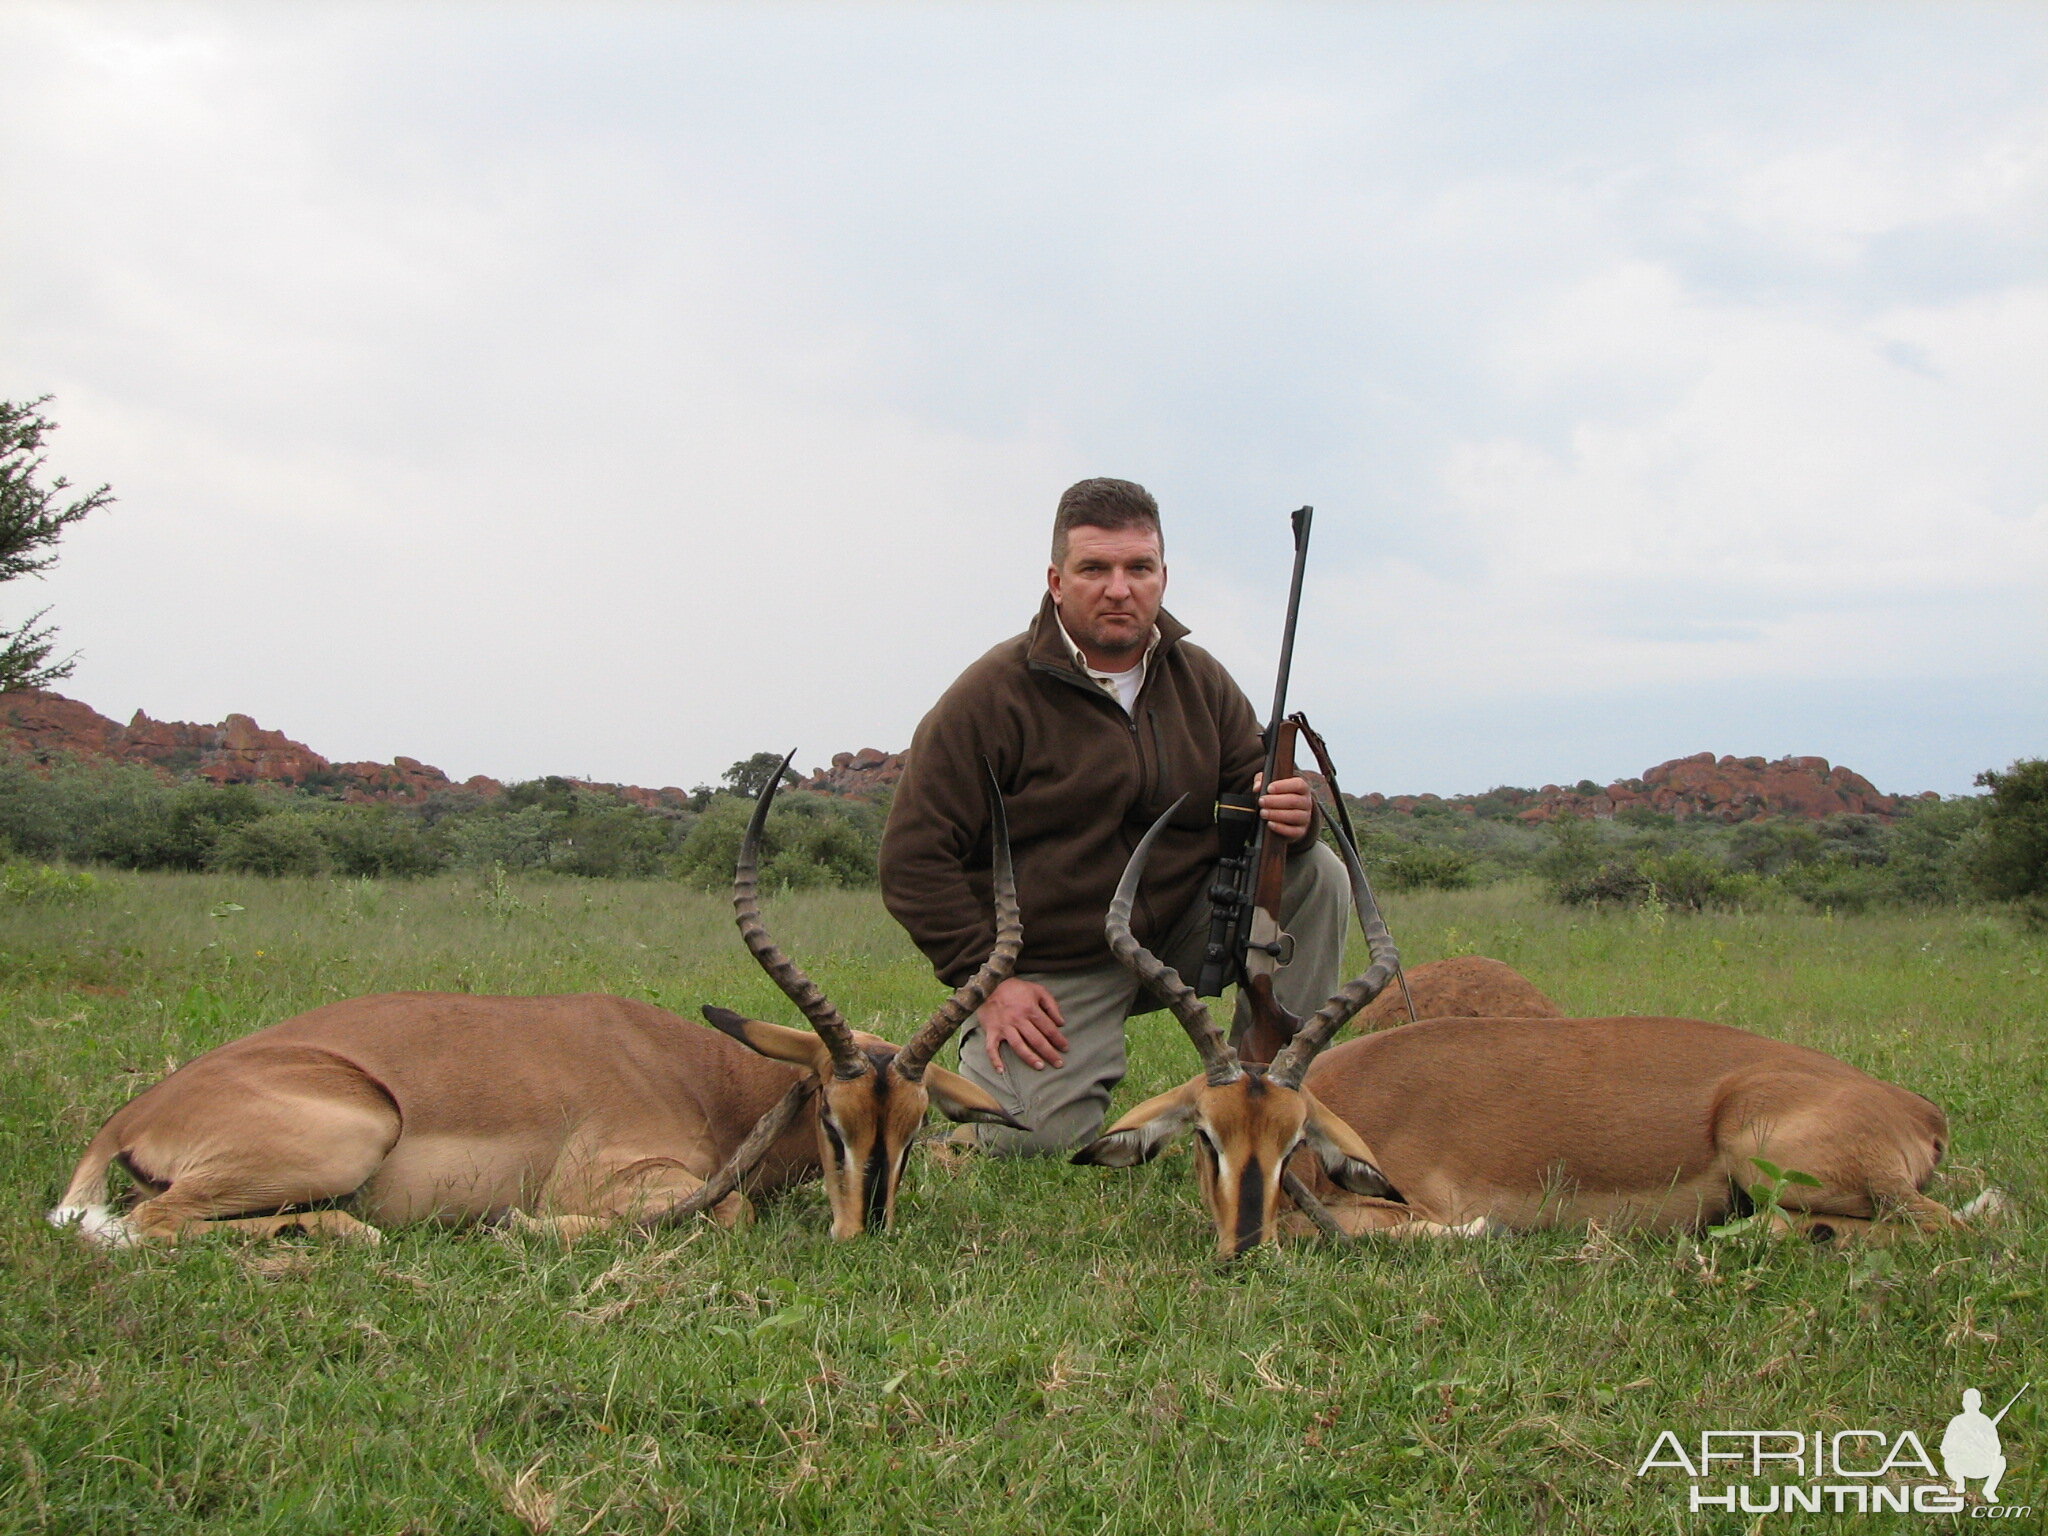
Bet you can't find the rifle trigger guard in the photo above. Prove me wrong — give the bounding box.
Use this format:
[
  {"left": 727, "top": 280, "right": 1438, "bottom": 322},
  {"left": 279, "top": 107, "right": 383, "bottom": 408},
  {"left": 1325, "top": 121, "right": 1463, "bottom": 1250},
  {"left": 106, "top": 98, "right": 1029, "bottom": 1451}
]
[{"left": 1249, "top": 932, "right": 1295, "bottom": 966}]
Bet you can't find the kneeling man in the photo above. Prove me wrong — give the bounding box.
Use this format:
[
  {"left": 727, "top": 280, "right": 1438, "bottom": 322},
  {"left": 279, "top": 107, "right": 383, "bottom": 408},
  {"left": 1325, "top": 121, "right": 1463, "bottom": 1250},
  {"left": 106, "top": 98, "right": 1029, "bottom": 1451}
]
[{"left": 879, "top": 477, "right": 1348, "bottom": 1153}]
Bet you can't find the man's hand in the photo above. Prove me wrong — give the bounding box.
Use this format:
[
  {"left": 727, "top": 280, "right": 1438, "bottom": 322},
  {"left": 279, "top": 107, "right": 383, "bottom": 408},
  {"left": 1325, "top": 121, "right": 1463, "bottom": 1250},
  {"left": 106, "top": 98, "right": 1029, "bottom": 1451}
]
[
  {"left": 976, "top": 977, "right": 1069, "bottom": 1073},
  {"left": 1255, "top": 773, "right": 1315, "bottom": 845}
]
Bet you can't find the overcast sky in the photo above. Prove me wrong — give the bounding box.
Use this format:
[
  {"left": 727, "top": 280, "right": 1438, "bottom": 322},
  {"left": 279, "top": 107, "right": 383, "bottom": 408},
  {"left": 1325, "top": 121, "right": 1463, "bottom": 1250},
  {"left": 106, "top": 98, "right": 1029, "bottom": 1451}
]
[{"left": 2, "top": 1, "right": 2041, "bottom": 797}]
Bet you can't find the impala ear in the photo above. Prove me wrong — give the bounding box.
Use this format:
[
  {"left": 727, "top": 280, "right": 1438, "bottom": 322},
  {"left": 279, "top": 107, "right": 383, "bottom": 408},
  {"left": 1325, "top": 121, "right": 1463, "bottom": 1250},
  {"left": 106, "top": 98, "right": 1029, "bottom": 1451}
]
[
  {"left": 702, "top": 1006, "right": 833, "bottom": 1073},
  {"left": 920, "top": 1064, "right": 1030, "bottom": 1130},
  {"left": 1301, "top": 1090, "right": 1395, "bottom": 1198},
  {"left": 1072, "top": 1083, "right": 1201, "bottom": 1168}
]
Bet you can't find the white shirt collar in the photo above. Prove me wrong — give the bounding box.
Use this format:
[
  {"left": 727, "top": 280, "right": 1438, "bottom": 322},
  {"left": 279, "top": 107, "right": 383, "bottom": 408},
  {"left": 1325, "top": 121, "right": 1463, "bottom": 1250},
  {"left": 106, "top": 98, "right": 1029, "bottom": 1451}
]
[{"left": 1053, "top": 610, "right": 1158, "bottom": 712}]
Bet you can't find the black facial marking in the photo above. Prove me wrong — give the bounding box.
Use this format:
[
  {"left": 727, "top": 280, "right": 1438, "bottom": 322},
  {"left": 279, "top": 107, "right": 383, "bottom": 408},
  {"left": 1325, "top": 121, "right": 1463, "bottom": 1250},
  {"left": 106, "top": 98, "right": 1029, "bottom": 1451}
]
[
  {"left": 821, "top": 1117, "right": 847, "bottom": 1167},
  {"left": 859, "top": 1068, "right": 896, "bottom": 1230},
  {"left": 861, "top": 1136, "right": 891, "bottom": 1230},
  {"left": 1235, "top": 1152, "right": 1266, "bottom": 1255}
]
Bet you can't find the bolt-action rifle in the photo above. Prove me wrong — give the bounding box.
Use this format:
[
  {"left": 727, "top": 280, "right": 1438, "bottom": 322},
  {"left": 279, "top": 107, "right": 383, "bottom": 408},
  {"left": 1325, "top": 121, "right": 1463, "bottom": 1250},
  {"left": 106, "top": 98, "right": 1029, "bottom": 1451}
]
[
  {"left": 1194, "top": 507, "right": 1415, "bottom": 1063},
  {"left": 1195, "top": 507, "right": 1313, "bottom": 1064}
]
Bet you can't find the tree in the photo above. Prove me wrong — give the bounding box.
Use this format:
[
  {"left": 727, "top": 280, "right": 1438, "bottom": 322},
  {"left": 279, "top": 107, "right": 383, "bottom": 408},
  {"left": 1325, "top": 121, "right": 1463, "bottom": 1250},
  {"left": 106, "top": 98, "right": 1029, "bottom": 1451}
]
[
  {"left": 1968, "top": 758, "right": 2048, "bottom": 902},
  {"left": 722, "top": 751, "right": 800, "bottom": 798},
  {"left": 0, "top": 397, "right": 112, "bottom": 691}
]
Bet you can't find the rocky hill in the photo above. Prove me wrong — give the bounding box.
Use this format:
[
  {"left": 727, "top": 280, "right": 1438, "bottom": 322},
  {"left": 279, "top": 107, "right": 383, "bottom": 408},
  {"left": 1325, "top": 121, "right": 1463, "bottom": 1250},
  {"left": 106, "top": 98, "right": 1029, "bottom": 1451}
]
[
  {"left": 1356, "top": 752, "right": 1936, "bottom": 824},
  {"left": 795, "top": 748, "right": 907, "bottom": 797},
  {"left": 793, "top": 745, "right": 1933, "bottom": 824},
  {"left": 0, "top": 689, "right": 701, "bottom": 810},
  {"left": 0, "top": 690, "right": 1934, "bottom": 824}
]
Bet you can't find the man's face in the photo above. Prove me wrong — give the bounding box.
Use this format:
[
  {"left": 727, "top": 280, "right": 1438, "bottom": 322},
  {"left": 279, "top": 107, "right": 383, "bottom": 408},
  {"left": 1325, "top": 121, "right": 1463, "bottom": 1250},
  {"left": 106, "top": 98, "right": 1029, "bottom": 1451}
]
[{"left": 1049, "top": 524, "right": 1166, "bottom": 667}]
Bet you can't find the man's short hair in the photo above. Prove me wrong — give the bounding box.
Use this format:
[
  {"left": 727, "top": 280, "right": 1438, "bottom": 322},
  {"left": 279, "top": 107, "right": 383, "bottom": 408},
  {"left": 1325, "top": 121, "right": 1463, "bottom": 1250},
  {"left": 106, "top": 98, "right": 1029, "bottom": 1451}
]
[{"left": 1051, "top": 478, "right": 1162, "bottom": 566}]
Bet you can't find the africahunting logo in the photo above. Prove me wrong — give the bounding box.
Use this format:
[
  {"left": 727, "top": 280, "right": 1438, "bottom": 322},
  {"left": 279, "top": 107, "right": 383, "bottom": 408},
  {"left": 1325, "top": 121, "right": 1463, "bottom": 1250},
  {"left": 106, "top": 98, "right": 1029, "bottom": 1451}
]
[{"left": 1634, "top": 1384, "right": 2030, "bottom": 1518}]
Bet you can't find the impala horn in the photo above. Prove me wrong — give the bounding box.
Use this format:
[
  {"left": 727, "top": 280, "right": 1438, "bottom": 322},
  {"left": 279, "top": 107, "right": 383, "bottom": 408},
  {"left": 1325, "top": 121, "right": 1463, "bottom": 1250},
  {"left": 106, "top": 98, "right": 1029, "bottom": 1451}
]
[
  {"left": 1108, "top": 800, "right": 1243, "bottom": 1086},
  {"left": 895, "top": 763, "right": 1022, "bottom": 1081},
  {"left": 732, "top": 750, "right": 869, "bottom": 1080},
  {"left": 1267, "top": 791, "right": 1401, "bottom": 1090}
]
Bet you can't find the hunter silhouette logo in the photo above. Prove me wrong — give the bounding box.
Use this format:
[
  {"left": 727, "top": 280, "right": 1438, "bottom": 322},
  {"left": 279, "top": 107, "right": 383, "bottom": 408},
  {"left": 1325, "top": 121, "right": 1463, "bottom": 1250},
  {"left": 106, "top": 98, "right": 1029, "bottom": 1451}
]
[
  {"left": 1943, "top": 1386, "right": 2027, "bottom": 1505},
  {"left": 1635, "top": 1383, "right": 2031, "bottom": 1518}
]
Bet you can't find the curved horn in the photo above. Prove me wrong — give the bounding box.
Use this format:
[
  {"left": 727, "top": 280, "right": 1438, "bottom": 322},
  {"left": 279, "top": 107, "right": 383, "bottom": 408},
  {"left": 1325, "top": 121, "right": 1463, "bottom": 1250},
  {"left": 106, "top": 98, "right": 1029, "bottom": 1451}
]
[
  {"left": 643, "top": 1078, "right": 817, "bottom": 1228},
  {"left": 1109, "top": 800, "right": 1242, "bottom": 1086},
  {"left": 733, "top": 750, "right": 869, "bottom": 1079},
  {"left": 897, "top": 763, "right": 1022, "bottom": 1080},
  {"left": 1268, "top": 792, "right": 1401, "bottom": 1089}
]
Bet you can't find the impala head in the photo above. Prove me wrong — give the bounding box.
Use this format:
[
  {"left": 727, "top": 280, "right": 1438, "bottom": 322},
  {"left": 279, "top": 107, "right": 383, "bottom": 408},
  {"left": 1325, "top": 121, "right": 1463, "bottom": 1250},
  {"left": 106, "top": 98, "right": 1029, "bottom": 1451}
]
[
  {"left": 1071, "top": 802, "right": 1403, "bottom": 1259},
  {"left": 704, "top": 754, "right": 1027, "bottom": 1238}
]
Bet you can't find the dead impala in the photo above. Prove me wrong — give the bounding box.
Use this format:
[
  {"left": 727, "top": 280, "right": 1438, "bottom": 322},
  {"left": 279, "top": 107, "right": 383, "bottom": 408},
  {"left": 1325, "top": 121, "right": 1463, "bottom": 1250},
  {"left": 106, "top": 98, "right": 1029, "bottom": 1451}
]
[
  {"left": 1073, "top": 805, "right": 1996, "bottom": 1257},
  {"left": 49, "top": 761, "right": 1024, "bottom": 1246}
]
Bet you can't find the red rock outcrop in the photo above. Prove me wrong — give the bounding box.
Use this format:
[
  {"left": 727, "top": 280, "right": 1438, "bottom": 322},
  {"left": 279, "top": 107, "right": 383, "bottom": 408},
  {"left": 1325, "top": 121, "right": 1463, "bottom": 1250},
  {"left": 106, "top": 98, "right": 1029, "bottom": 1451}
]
[
  {"left": 2, "top": 689, "right": 1935, "bottom": 827},
  {"left": 609, "top": 783, "right": 695, "bottom": 813},
  {"left": 0, "top": 689, "right": 462, "bottom": 803},
  {"left": 799, "top": 748, "right": 907, "bottom": 797},
  {"left": 1354, "top": 753, "right": 1932, "bottom": 825},
  {"left": 0, "top": 688, "right": 709, "bottom": 811}
]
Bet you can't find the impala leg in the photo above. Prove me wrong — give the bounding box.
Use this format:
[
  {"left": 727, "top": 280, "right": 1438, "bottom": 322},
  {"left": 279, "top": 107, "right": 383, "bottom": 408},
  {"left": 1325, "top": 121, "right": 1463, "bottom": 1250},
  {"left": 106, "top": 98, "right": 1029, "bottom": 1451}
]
[
  {"left": 1767, "top": 1210, "right": 1886, "bottom": 1245},
  {"left": 187, "top": 1210, "right": 385, "bottom": 1244},
  {"left": 1784, "top": 1187, "right": 2008, "bottom": 1244},
  {"left": 128, "top": 1180, "right": 390, "bottom": 1245},
  {"left": 1717, "top": 1071, "right": 1955, "bottom": 1231},
  {"left": 120, "top": 1063, "right": 400, "bottom": 1245},
  {"left": 525, "top": 1156, "right": 754, "bottom": 1244},
  {"left": 1278, "top": 1193, "right": 1488, "bottom": 1240}
]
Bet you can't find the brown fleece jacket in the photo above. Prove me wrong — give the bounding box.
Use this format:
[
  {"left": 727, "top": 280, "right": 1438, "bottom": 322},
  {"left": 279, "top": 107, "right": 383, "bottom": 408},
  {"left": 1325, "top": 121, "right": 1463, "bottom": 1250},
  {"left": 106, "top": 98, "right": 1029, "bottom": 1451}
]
[{"left": 881, "top": 595, "right": 1317, "bottom": 986}]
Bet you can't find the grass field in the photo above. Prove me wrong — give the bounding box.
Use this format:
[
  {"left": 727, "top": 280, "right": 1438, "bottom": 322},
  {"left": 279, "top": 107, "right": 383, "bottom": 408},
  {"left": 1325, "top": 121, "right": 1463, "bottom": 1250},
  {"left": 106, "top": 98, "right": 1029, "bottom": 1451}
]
[{"left": 2, "top": 872, "right": 2042, "bottom": 1534}]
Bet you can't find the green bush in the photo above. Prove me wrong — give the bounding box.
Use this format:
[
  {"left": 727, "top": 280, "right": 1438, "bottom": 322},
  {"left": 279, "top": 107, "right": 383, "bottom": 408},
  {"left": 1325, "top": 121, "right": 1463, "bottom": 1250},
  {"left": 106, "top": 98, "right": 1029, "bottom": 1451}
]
[
  {"left": 672, "top": 791, "right": 881, "bottom": 892},
  {"left": 0, "top": 752, "right": 69, "bottom": 855},
  {"left": 443, "top": 786, "right": 684, "bottom": 878},
  {"left": 83, "top": 778, "right": 271, "bottom": 870},
  {"left": 1730, "top": 818, "right": 1825, "bottom": 876},
  {"left": 1537, "top": 816, "right": 1603, "bottom": 885},
  {"left": 210, "top": 812, "right": 334, "bottom": 876},
  {"left": 1377, "top": 845, "right": 1478, "bottom": 891},
  {"left": 1637, "top": 850, "right": 1749, "bottom": 911},
  {"left": 307, "top": 803, "right": 442, "bottom": 877},
  {"left": 1967, "top": 758, "right": 2048, "bottom": 902},
  {"left": 1554, "top": 858, "right": 1653, "bottom": 908},
  {"left": 1879, "top": 796, "right": 1983, "bottom": 903},
  {"left": 551, "top": 796, "right": 680, "bottom": 879},
  {"left": 1777, "top": 858, "right": 1893, "bottom": 915},
  {"left": 444, "top": 804, "right": 561, "bottom": 872}
]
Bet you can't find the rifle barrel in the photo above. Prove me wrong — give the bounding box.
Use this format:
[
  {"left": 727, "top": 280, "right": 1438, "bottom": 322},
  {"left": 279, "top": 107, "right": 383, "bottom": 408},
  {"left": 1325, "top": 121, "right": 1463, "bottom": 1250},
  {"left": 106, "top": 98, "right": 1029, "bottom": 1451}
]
[
  {"left": 1259, "top": 507, "right": 1313, "bottom": 794},
  {"left": 1991, "top": 1383, "right": 2030, "bottom": 1424}
]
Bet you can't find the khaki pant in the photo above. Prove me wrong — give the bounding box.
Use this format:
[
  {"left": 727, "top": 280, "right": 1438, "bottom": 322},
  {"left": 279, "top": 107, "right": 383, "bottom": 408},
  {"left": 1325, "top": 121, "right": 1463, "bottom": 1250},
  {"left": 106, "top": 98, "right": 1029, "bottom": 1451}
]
[{"left": 955, "top": 841, "right": 1350, "bottom": 1155}]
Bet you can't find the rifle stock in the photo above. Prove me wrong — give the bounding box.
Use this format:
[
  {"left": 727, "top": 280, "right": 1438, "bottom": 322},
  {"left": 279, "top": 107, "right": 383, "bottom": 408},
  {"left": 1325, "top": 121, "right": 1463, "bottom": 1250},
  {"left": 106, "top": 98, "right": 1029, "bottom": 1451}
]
[{"left": 1235, "top": 716, "right": 1302, "bottom": 1064}]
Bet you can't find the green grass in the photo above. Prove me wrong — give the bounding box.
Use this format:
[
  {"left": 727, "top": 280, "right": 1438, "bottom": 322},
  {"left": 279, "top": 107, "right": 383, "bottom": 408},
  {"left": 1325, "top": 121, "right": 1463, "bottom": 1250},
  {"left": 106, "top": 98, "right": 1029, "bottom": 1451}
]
[{"left": 2, "top": 872, "right": 2042, "bottom": 1533}]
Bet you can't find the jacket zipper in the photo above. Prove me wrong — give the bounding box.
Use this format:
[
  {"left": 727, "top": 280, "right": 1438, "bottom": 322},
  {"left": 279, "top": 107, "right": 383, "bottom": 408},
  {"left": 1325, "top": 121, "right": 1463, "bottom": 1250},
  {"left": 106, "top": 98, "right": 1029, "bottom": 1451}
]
[{"left": 1029, "top": 657, "right": 1158, "bottom": 932}]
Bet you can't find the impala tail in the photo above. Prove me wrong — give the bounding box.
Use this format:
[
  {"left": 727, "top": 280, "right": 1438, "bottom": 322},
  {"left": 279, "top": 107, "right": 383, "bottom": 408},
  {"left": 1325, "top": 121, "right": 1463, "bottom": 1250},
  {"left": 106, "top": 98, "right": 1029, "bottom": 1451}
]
[{"left": 47, "top": 1124, "right": 137, "bottom": 1247}]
